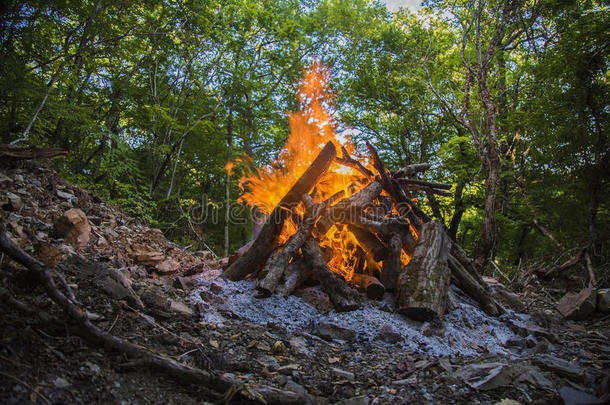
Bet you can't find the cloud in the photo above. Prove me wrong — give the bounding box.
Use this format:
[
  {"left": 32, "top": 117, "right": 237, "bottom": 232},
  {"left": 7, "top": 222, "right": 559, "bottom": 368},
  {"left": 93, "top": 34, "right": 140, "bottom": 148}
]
[{"left": 384, "top": 0, "right": 422, "bottom": 12}]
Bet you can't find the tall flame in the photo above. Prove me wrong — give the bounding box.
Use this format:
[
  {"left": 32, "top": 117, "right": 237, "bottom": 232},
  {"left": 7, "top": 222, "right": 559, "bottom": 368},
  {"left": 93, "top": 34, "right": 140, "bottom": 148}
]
[{"left": 237, "top": 62, "right": 410, "bottom": 281}]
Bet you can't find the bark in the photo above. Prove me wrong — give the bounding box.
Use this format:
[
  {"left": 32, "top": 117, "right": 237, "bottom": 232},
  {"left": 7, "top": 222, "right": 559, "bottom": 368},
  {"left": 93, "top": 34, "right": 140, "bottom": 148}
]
[
  {"left": 221, "top": 142, "right": 337, "bottom": 281},
  {"left": 448, "top": 181, "right": 465, "bottom": 241},
  {"left": 448, "top": 254, "right": 501, "bottom": 316},
  {"left": 351, "top": 273, "right": 384, "bottom": 300},
  {"left": 392, "top": 163, "right": 431, "bottom": 178},
  {"left": 302, "top": 238, "right": 361, "bottom": 311},
  {"left": 380, "top": 233, "right": 402, "bottom": 292},
  {"left": 395, "top": 221, "right": 451, "bottom": 321},
  {"left": 257, "top": 194, "right": 326, "bottom": 295},
  {"left": 276, "top": 259, "right": 312, "bottom": 297}
]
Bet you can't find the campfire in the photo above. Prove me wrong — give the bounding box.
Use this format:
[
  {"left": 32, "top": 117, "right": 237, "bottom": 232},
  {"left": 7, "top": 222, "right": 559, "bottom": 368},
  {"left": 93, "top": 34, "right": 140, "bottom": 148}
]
[{"left": 223, "top": 63, "right": 501, "bottom": 321}]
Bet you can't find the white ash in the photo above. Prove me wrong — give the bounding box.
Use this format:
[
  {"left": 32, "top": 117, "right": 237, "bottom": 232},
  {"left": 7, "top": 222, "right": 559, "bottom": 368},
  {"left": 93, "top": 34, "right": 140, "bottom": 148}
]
[{"left": 190, "top": 273, "right": 520, "bottom": 357}]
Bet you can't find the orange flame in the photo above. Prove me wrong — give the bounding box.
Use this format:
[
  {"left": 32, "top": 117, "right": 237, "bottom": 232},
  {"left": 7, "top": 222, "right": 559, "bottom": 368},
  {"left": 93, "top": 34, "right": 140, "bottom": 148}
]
[{"left": 238, "top": 62, "right": 413, "bottom": 280}]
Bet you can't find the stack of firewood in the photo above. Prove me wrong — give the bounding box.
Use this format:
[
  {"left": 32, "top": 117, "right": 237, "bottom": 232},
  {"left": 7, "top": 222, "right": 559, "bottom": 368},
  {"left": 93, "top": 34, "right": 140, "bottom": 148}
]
[{"left": 222, "top": 142, "right": 502, "bottom": 321}]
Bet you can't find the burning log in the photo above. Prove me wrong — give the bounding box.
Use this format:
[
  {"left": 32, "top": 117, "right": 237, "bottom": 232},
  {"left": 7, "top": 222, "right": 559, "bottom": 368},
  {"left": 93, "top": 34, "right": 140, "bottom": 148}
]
[
  {"left": 222, "top": 142, "right": 337, "bottom": 281},
  {"left": 276, "top": 258, "right": 312, "bottom": 297},
  {"left": 257, "top": 193, "right": 338, "bottom": 296},
  {"left": 351, "top": 273, "right": 385, "bottom": 300},
  {"left": 348, "top": 225, "right": 388, "bottom": 262},
  {"left": 316, "top": 181, "right": 383, "bottom": 235},
  {"left": 380, "top": 233, "right": 402, "bottom": 291},
  {"left": 396, "top": 221, "right": 451, "bottom": 321},
  {"left": 336, "top": 145, "right": 374, "bottom": 178},
  {"left": 302, "top": 238, "right": 361, "bottom": 311},
  {"left": 365, "top": 142, "right": 422, "bottom": 229}
]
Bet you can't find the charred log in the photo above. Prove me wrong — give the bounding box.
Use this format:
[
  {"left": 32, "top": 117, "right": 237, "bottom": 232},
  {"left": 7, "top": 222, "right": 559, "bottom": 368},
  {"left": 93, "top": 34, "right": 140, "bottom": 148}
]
[
  {"left": 396, "top": 221, "right": 451, "bottom": 321},
  {"left": 351, "top": 273, "right": 385, "bottom": 300},
  {"left": 302, "top": 238, "right": 361, "bottom": 311},
  {"left": 380, "top": 233, "right": 402, "bottom": 291},
  {"left": 222, "top": 142, "right": 336, "bottom": 281}
]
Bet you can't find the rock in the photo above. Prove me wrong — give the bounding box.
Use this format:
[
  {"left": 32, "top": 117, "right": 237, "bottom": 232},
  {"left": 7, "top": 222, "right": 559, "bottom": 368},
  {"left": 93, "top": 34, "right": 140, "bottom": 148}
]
[
  {"left": 283, "top": 378, "right": 307, "bottom": 396},
  {"left": 169, "top": 300, "right": 194, "bottom": 316},
  {"left": 558, "top": 288, "right": 597, "bottom": 320},
  {"left": 312, "top": 321, "right": 356, "bottom": 342},
  {"left": 421, "top": 318, "right": 446, "bottom": 337},
  {"left": 155, "top": 258, "right": 180, "bottom": 274},
  {"left": 54, "top": 208, "right": 91, "bottom": 247},
  {"left": 453, "top": 362, "right": 521, "bottom": 390},
  {"left": 532, "top": 354, "right": 585, "bottom": 382},
  {"left": 288, "top": 336, "right": 311, "bottom": 357},
  {"left": 294, "top": 286, "right": 334, "bottom": 313},
  {"left": 173, "top": 276, "right": 193, "bottom": 290},
  {"left": 278, "top": 364, "right": 300, "bottom": 375},
  {"left": 56, "top": 189, "right": 74, "bottom": 201},
  {"left": 558, "top": 387, "right": 605, "bottom": 405},
  {"left": 96, "top": 268, "right": 144, "bottom": 309},
  {"left": 53, "top": 377, "right": 71, "bottom": 388},
  {"left": 374, "top": 324, "right": 402, "bottom": 344},
  {"left": 136, "top": 251, "right": 165, "bottom": 266},
  {"left": 3, "top": 192, "right": 23, "bottom": 211},
  {"left": 331, "top": 367, "right": 355, "bottom": 380},
  {"left": 140, "top": 289, "right": 170, "bottom": 310},
  {"left": 257, "top": 355, "right": 279, "bottom": 371},
  {"left": 339, "top": 396, "right": 370, "bottom": 405},
  {"left": 597, "top": 289, "right": 610, "bottom": 313}
]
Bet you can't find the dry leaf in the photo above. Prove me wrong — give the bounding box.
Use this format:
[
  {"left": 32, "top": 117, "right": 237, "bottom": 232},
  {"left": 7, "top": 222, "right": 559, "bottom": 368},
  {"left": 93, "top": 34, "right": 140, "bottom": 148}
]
[{"left": 328, "top": 357, "right": 340, "bottom": 364}]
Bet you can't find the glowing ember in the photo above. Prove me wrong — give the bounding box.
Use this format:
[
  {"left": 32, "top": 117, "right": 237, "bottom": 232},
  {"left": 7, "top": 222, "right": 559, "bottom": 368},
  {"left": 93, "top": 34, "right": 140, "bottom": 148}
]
[{"left": 236, "top": 62, "right": 414, "bottom": 279}]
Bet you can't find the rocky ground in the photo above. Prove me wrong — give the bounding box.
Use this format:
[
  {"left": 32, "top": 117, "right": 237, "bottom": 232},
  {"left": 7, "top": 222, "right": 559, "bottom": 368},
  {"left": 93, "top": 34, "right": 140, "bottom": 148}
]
[{"left": 1, "top": 160, "right": 609, "bottom": 405}]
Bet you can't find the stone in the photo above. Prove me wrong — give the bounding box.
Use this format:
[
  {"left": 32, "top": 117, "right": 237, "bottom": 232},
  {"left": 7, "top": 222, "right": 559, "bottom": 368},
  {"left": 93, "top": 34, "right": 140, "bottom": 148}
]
[
  {"left": 278, "top": 364, "right": 300, "bottom": 375},
  {"left": 96, "top": 268, "right": 144, "bottom": 309},
  {"left": 56, "top": 189, "right": 74, "bottom": 201},
  {"left": 288, "top": 336, "right": 311, "bottom": 357},
  {"left": 312, "top": 321, "right": 356, "bottom": 342},
  {"left": 453, "top": 363, "right": 521, "bottom": 391},
  {"left": 374, "top": 324, "right": 402, "bottom": 344},
  {"left": 339, "top": 396, "right": 370, "bottom": 405},
  {"left": 140, "top": 289, "right": 170, "bottom": 310},
  {"left": 294, "top": 286, "right": 334, "bottom": 313},
  {"left": 173, "top": 276, "right": 193, "bottom": 290},
  {"left": 210, "top": 282, "right": 222, "bottom": 294},
  {"left": 155, "top": 258, "right": 180, "bottom": 274},
  {"left": 54, "top": 208, "right": 91, "bottom": 247},
  {"left": 558, "top": 387, "right": 605, "bottom": 405},
  {"left": 53, "top": 377, "right": 71, "bottom": 388},
  {"left": 136, "top": 251, "right": 165, "bottom": 266},
  {"left": 257, "top": 355, "right": 279, "bottom": 371},
  {"left": 533, "top": 354, "right": 585, "bottom": 382},
  {"left": 331, "top": 367, "right": 355, "bottom": 380},
  {"left": 4, "top": 192, "right": 23, "bottom": 211},
  {"left": 558, "top": 288, "right": 597, "bottom": 320},
  {"left": 597, "top": 289, "right": 610, "bottom": 313},
  {"left": 169, "top": 300, "right": 194, "bottom": 316},
  {"left": 421, "top": 318, "right": 446, "bottom": 337}
]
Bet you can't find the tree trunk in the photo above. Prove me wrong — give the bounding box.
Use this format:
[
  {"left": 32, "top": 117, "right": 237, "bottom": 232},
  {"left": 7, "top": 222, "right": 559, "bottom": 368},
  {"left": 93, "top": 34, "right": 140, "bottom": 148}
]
[{"left": 224, "top": 110, "right": 233, "bottom": 257}]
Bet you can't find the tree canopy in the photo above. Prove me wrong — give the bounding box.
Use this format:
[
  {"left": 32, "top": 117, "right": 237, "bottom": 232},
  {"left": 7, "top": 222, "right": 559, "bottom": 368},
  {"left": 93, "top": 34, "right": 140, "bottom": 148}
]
[{"left": 1, "top": 0, "right": 607, "bottom": 279}]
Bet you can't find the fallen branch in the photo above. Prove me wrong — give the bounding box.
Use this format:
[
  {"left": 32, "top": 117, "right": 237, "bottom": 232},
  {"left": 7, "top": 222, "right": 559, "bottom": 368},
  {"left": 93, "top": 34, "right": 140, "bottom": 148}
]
[{"left": 0, "top": 224, "right": 311, "bottom": 404}]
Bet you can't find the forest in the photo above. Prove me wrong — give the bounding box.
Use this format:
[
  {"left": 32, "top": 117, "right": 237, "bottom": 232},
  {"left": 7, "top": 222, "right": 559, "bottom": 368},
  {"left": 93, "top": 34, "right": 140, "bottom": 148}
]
[{"left": 1, "top": 0, "right": 608, "bottom": 279}]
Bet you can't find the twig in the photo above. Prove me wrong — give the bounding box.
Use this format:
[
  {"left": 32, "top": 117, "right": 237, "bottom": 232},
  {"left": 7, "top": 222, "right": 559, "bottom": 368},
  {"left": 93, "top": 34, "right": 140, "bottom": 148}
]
[
  {"left": 107, "top": 313, "right": 120, "bottom": 333},
  {"left": 0, "top": 370, "right": 52, "bottom": 405}
]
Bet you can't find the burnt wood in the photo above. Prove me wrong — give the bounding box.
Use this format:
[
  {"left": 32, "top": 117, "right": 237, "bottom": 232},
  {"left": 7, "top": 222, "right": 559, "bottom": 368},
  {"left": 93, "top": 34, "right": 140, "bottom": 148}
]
[
  {"left": 381, "top": 233, "right": 402, "bottom": 291},
  {"left": 302, "top": 238, "right": 361, "bottom": 311},
  {"left": 392, "top": 163, "right": 431, "bottom": 178},
  {"left": 396, "top": 221, "right": 451, "bottom": 321},
  {"left": 351, "top": 273, "right": 385, "bottom": 300},
  {"left": 222, "top": 142, "right": 337, "bottom": 281}
]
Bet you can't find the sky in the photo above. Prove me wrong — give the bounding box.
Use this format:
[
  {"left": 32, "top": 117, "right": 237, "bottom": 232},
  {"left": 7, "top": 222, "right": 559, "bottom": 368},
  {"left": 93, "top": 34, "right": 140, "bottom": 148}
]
[{"left": 384, "top": 0, "right": 422, "bottom": 12}]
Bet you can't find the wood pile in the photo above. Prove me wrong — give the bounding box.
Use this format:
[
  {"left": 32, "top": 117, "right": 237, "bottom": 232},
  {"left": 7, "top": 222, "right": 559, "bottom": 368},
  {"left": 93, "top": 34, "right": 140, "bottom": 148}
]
[{"left": 222, "top": 141, "right": 502, "bottom": 320}]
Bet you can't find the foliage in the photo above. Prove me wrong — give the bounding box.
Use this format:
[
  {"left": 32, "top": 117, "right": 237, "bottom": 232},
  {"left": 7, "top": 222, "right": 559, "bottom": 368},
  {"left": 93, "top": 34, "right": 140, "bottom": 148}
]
[{"left": 0, "top": 0, "right": 607, "bottom": 280}]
